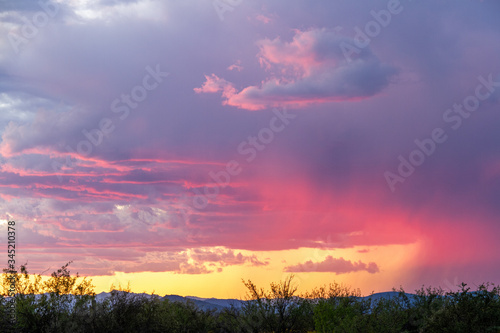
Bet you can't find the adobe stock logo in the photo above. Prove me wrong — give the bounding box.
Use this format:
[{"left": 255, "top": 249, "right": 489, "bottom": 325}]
[
  {"left": 191, "top": 107, "right": 296, "bottom": 209},
  {"left": 339, "top": 0, "right": 408, "bottom": 63},
  {"left": 7, "top": 0, "right": 59, "bottom": 54},
  {"left": 212, "top": 0, "right": 243, "bottom": 21},
  {"left": 52, "top": 64, "right": 169, "bottom": 181},
  {"left": 385, "top": 74, "right": 500, "bottom": 192}
]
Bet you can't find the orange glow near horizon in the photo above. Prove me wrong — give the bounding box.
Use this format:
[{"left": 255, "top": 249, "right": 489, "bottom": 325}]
[{"left": 84, "top": 244, "right": 422, "bottom": 299}]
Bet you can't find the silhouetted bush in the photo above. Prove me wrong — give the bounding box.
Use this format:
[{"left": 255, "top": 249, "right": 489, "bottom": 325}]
[
  {"left": 241, "top": 275, "right": 314, "bottom": 332},
  {"left": 2, "top": 264, "right": 500, "bottom": 332}
]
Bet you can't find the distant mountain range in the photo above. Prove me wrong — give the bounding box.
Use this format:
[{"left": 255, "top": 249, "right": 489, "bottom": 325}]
[
  {"left": 92, "top": 291, "right": 245, "bottom": 311},
  {"left": 91, "top": 291, "right": 416, "bottom": 311},
  {"left": 6, "top": 290, "right": 419, "bottom": 312}
]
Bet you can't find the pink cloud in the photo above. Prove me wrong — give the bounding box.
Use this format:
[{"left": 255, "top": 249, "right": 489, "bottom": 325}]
[
  {"left": 193, "top": 74, "right": 236, "bottom": 97},
  {"left": 284, "top": 255, "right": 380, "bottom": 274},
  {"left": 178, "top": 262, "right": 213, "bottom": 275},
  {"left": 227, "top": 60, "right": 243, "bottom": 71},
  {"left": 191, "top": 248, "right": 269, "bottom": 267},
  {"left": 255, "top": 14, "right": 272, "bottom": 24},
  {"left": 195, "top": 28, "right": 396, "bottom": 110}
]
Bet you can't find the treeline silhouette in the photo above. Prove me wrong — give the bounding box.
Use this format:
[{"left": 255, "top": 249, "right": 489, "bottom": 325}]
[{"left": 1, "top": 262, "right": 500, "bottom": 332}]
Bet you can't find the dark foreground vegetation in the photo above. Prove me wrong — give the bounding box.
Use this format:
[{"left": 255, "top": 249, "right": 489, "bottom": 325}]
[{"left": 2, "top": 263, "right": 500, "bottom": 332}]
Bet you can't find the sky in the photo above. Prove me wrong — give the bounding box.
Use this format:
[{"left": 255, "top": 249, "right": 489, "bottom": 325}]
[{"left": 1, "top": 0, "right": 500, "bottom": 299}]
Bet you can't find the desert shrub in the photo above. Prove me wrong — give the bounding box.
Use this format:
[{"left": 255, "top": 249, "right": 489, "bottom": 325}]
[
  {"left": 363, "top": 294, "right": 408, "bottom": 333},
  {"left": 2, "top": 262, "right": 94, "bottom": 333},
  {"left": 3, "top": 263, "right": 500, "bottom": 332},
  {"left": 310, "top": 282, "right": 369, "bottom": 333},
  {"left": 241, "top": 274, "right": 314, "bottom": 333},
  {"left": 422, "top": 283, "right": 500, "bottom": 333}
]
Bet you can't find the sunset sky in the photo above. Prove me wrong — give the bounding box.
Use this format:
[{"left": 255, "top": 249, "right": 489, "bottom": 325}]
[{"left": 1, "top": 0, "right": 500, "bottom": 299}]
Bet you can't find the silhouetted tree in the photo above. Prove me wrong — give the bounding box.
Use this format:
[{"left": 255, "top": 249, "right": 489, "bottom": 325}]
[{"left": 241, "top": 274, "right": 314, "bottom": 333}]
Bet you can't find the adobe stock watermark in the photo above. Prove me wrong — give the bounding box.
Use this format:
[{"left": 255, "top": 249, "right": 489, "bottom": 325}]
[
  {"left": 6, "top": 0, "right": 59, "bottom": 54},
  {"left": 385, "top": 74, "right": 500, "bottom": 192},
  {"left": 443, "top": 276, "right": 460, "bottom": 293},
  {"left": 51, "top": 64, "right": 169, "bottom": 181},
  {"left": 339, "top": 0, "right": 409, "bottom": 63},
  {"left": 212, "top": 0, "right": 242, "bottom": 21},
  {"left": 137, "top": 194, "right": 192, "bottom": 227},
  {"left": 191, "top": 107, "right": 296, "bottom": 209}
]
